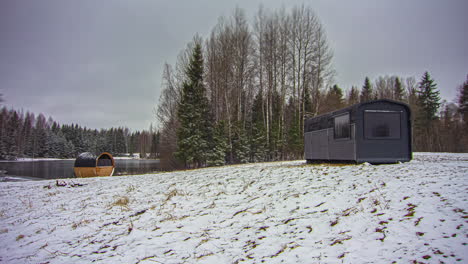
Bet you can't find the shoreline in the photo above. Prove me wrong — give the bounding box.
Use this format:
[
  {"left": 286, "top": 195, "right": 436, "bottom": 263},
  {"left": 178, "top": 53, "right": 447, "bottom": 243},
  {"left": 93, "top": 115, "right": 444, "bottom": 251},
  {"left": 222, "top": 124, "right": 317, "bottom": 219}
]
[{"left": 0, "top": 175, "right": 45, "bottom": 182}]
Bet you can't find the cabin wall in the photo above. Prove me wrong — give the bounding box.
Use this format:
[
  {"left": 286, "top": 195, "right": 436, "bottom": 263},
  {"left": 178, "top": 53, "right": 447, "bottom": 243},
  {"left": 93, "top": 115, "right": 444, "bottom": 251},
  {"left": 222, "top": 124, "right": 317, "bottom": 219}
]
[
  {"left": 304, "top": 125, "right": 356, "bottom": 161},
  {"left": 355, "top": 102, "right": 411, "bottom": 163},
  {"left": 305, "top": 129, "right": 329, "bottom": 160},
  {"left": 328, "top": 124, "right": 356, "bottom": 161}
]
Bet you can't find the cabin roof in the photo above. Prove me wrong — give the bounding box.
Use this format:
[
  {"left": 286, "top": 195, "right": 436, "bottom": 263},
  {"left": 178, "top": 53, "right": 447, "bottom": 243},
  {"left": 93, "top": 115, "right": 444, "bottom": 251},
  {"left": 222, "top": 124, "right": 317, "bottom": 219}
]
[
  {"left": 74, "top": 152, "right": 114, "bottom": 167},
  {"left": 304, "top": 99, "right": 410, "bottom": 132}
]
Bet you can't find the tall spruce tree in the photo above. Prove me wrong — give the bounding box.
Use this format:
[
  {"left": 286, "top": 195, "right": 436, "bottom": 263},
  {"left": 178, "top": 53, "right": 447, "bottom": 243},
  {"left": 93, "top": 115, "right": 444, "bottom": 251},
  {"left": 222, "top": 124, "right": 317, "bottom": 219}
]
[
  {"left": 347, "top": 86, "right": 359, "bottom": 106},
  {"left": 360, "top": 77, "right": 373, "bottom": 102},
  {"left": 458, "top": 74, "right": 468, "bottom": 126},
  {"left": 413, "top": 71, "right": 441, "bottom": 151},
  {"left": 394, "top": 77, "right": 404, "bottom": 101},
  {"left": 176, "top": 41, "right": 213, "bottom": 168},
  {"left": 5, "top": 110, "right": 20, "bottom": 159},
  {"left": 249, "top": 90, "right": 268, "bottom": 162},
  {"left": 206, "top": 122, "right": 227, "bottom": 166},
  {"left": 328, "top": 84, "right": 345, "bottom": 110},
  {"left": 457, "top": 75, "right": 468, "bottom": 151},
  {"left": 417, "top": 71, "right": 441, "bottom": 123},
  {"left": 0, "top": 108, "right": 8, "bottom": 159}
]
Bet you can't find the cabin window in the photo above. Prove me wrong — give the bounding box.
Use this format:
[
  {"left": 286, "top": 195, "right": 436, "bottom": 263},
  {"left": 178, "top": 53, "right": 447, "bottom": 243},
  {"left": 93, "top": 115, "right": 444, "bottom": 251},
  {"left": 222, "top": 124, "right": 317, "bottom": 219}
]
[
  {"left": 364, "top": 111, "right": 401, "bottom": 139},
  {"left": 334, "top": 113, "right": 350, "bottom": 139}
]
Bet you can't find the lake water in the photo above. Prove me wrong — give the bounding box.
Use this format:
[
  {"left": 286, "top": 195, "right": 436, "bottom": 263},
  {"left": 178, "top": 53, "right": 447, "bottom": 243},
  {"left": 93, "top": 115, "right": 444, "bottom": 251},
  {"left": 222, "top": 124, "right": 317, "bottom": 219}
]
[{"left": 0, "top": 159, "right": 161, "bottom": 180}]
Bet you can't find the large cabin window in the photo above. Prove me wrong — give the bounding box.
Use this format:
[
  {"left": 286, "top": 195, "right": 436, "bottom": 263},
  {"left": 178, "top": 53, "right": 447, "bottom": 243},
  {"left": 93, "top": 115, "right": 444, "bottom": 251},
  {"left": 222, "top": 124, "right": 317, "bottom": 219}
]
[
  {"left": 364, "top": 110, "right": 401, "bottom": 139},
  {"left": 334, "top": 113, "right": 350, "bottom": 139}
]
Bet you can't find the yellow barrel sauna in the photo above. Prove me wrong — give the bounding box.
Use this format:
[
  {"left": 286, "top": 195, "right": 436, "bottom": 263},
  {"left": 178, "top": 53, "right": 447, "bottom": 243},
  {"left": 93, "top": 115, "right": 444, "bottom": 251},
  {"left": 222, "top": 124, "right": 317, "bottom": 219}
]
[{"left": 74, "top": 152, "right": 115, "bottom": 178}]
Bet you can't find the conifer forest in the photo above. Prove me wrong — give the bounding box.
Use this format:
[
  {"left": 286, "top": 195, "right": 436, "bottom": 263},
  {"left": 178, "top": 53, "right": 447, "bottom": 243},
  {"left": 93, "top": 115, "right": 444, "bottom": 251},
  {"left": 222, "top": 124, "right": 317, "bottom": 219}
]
[{"left": 0, "top": 107, "right": 159, "bottom": 161}]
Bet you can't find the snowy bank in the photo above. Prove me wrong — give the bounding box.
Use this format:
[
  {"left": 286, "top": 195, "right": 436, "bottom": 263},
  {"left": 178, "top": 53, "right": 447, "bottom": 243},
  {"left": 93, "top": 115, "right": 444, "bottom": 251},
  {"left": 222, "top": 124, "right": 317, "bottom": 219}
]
[{"left": 0, "top": 153, "right": 467, "bottom": 263}]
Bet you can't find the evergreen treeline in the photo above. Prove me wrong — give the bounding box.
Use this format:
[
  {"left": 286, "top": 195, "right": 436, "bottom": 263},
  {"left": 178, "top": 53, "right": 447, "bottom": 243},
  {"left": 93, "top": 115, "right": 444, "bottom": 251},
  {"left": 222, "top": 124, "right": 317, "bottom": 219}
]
[
  {"left": 157, "top": 5, "right": 468, "bottom": 169},
  {"left": 0, "top": 108, "right": 159, "bottom": 160}
]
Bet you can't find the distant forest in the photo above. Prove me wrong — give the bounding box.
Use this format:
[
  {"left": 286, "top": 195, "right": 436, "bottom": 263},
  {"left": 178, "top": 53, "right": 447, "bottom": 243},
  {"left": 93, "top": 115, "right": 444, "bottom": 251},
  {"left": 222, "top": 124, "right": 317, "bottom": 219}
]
[
  {"left": 0, "top": 107, "right": 159, "bottom": 160},
  {"left": 157, "top": 5, "right": 468, "bottom": 169}
]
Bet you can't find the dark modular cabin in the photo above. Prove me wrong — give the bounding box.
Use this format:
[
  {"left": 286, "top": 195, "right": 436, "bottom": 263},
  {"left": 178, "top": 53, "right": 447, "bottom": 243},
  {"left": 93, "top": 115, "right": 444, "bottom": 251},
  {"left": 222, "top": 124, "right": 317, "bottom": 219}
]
[
  {"left": 74, "top": 152, "right": 115, "bottom": 178},
  {"left": 304, "top": 99, "right": 412, "bottom": 164}
]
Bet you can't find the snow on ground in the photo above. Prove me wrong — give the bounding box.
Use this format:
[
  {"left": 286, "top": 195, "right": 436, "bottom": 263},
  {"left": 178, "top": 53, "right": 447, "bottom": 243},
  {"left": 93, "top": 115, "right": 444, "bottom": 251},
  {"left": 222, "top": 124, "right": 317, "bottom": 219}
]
[{"left": 0, "top": 153, "right": 466, "bottom": 264}]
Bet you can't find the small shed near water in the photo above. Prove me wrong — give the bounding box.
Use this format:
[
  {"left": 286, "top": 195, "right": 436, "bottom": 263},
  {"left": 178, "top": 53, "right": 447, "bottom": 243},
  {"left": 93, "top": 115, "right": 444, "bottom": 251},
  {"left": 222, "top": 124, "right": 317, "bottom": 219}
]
[
  {"left": 304, "top": 99, "right": 412, "bottom": 164},
  {"left": 74, "top": 152, "right": 115, "bottom": 177}
]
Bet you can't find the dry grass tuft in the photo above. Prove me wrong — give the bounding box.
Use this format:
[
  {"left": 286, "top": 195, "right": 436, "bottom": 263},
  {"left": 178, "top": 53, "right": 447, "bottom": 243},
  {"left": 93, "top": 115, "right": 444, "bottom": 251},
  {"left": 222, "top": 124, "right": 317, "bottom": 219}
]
[
  {"left": 330, "top": 236, "right": 352, "bottom": 246},
  {"left": 270, "top": 244, "right": 288, "bottom": 258},
  {"left": 71, "top": 219, "right": 91, "bottom": 230},
  {"left": 342, "top": 207, "right": 358, "bottom": 217},
  {"left": 111, "top": 196, "right": 130, "bottom": 210},
  {"left": 126, "top": 185, "right": 136, "bottom": 193},
  {"left": 162, "top": 189, "right": 186, "bottom": 205},
  {"left": 196, "top": 251, "right": 214, "bottom": 260},
  {"left": 404, "top": 203, "right": 417, "bottom": 217}
]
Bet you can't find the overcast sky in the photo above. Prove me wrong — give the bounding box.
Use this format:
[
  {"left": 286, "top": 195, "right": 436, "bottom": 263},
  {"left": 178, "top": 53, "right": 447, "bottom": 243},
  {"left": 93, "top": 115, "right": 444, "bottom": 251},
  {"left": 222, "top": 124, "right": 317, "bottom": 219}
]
[{"left": 1, "top": 0, "right": 467, "bottom": 131}]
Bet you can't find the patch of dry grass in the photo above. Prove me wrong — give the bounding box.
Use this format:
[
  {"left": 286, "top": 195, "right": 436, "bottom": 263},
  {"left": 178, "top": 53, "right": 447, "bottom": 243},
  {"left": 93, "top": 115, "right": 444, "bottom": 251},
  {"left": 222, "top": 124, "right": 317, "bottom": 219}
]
[
  {"left": 111, "top": 196, "right": 130, "bottom": 210},
  {"left": 162, "top": 189, "right": 186, "bottom": 205},
  {"left": 71, "top": 219, "right": 91, "bottom": 230}
]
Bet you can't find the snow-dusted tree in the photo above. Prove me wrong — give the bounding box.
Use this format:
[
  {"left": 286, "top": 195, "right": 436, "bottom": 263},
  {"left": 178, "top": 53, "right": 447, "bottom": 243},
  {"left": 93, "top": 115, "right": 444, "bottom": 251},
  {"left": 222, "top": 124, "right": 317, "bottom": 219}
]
[
  {"left": 458, "top": 74, "right": 468, "bottom": 126},
  {"left": 232, "top": 122, "right": 249, "bottom": 163},
  {"left": 457, "top": 74, "right": 468, "bottom": 151},
  {"left": 5, "top": 110, "right": 20, "bottom": 159},
  {"left": 22, "top": 112, "right": 35, "bottom": 157},
  {"left": 176, "top": 40, "right": 213, "bottom": 168},
  {"left": 249, "top": 90, "right": 268, "bottom": 162},
  {"left": 206, "top": 122, "right": 227, "bottom": 166},
  {"left": 0, "top": 108, "right": 8, "bottom": 159}
]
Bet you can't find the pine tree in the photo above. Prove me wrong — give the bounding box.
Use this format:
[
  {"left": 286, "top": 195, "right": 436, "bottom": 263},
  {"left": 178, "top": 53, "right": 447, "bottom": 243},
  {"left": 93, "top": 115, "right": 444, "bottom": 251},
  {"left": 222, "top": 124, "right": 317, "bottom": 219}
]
[
  {"left": 114, "top": 128, "right": 127, "bottom": 155},
  {"left": 176, "top": 41, "right": 213, "bottom": 168},
  {"left": 360, "top": 77, "right": 374, "bottom": 102},
  {"left": 249, "top": 90, "right": 268, "bottom": 162},
  {"left": 286, "top": 98, "right": 303, "bottom": 158},
  {"left": 150, "top": 131, "right": 160, "bottom": 159},
  {"left": 5, "top": 110, "right": 20, "bottom": 159},
  {"left": 287, "top": 116, "right": 302, "bottom": 158},
  {"left": 417, "top": 71, "right": 441, "bottom": 123},
  {"left": 0, "top": 108, "right": 8, "bottom": 159},
  {"left": 22, "top": 112, "right": 35, "bottom": 157},
  {"left": 232, "top": 122, "right": 249, "bottom": 163},
  {"left": 347, "top": 86, "right": 359, "bottom": 106},
  {"left": 413, "top": 71, "right": 441, "bottom": 151},
  {"left": 327, "top": 84, "right": 345, "bottom": 110},
  {"left": 206, "top": 122, "right": 227, "bottom": 166},
  {"left": 458, "top": 74, "right": 468, "bottom": 126},
  {"left": 394, "top": 77, "right": 404, "bottom": 101}
]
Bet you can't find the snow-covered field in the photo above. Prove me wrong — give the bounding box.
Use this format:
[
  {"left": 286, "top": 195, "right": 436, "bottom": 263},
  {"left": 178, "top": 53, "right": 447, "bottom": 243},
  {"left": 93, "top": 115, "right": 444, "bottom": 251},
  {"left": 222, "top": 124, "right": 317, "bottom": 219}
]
[{"left": 0, "top": 153, "right": 467, "bottom": 263}]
